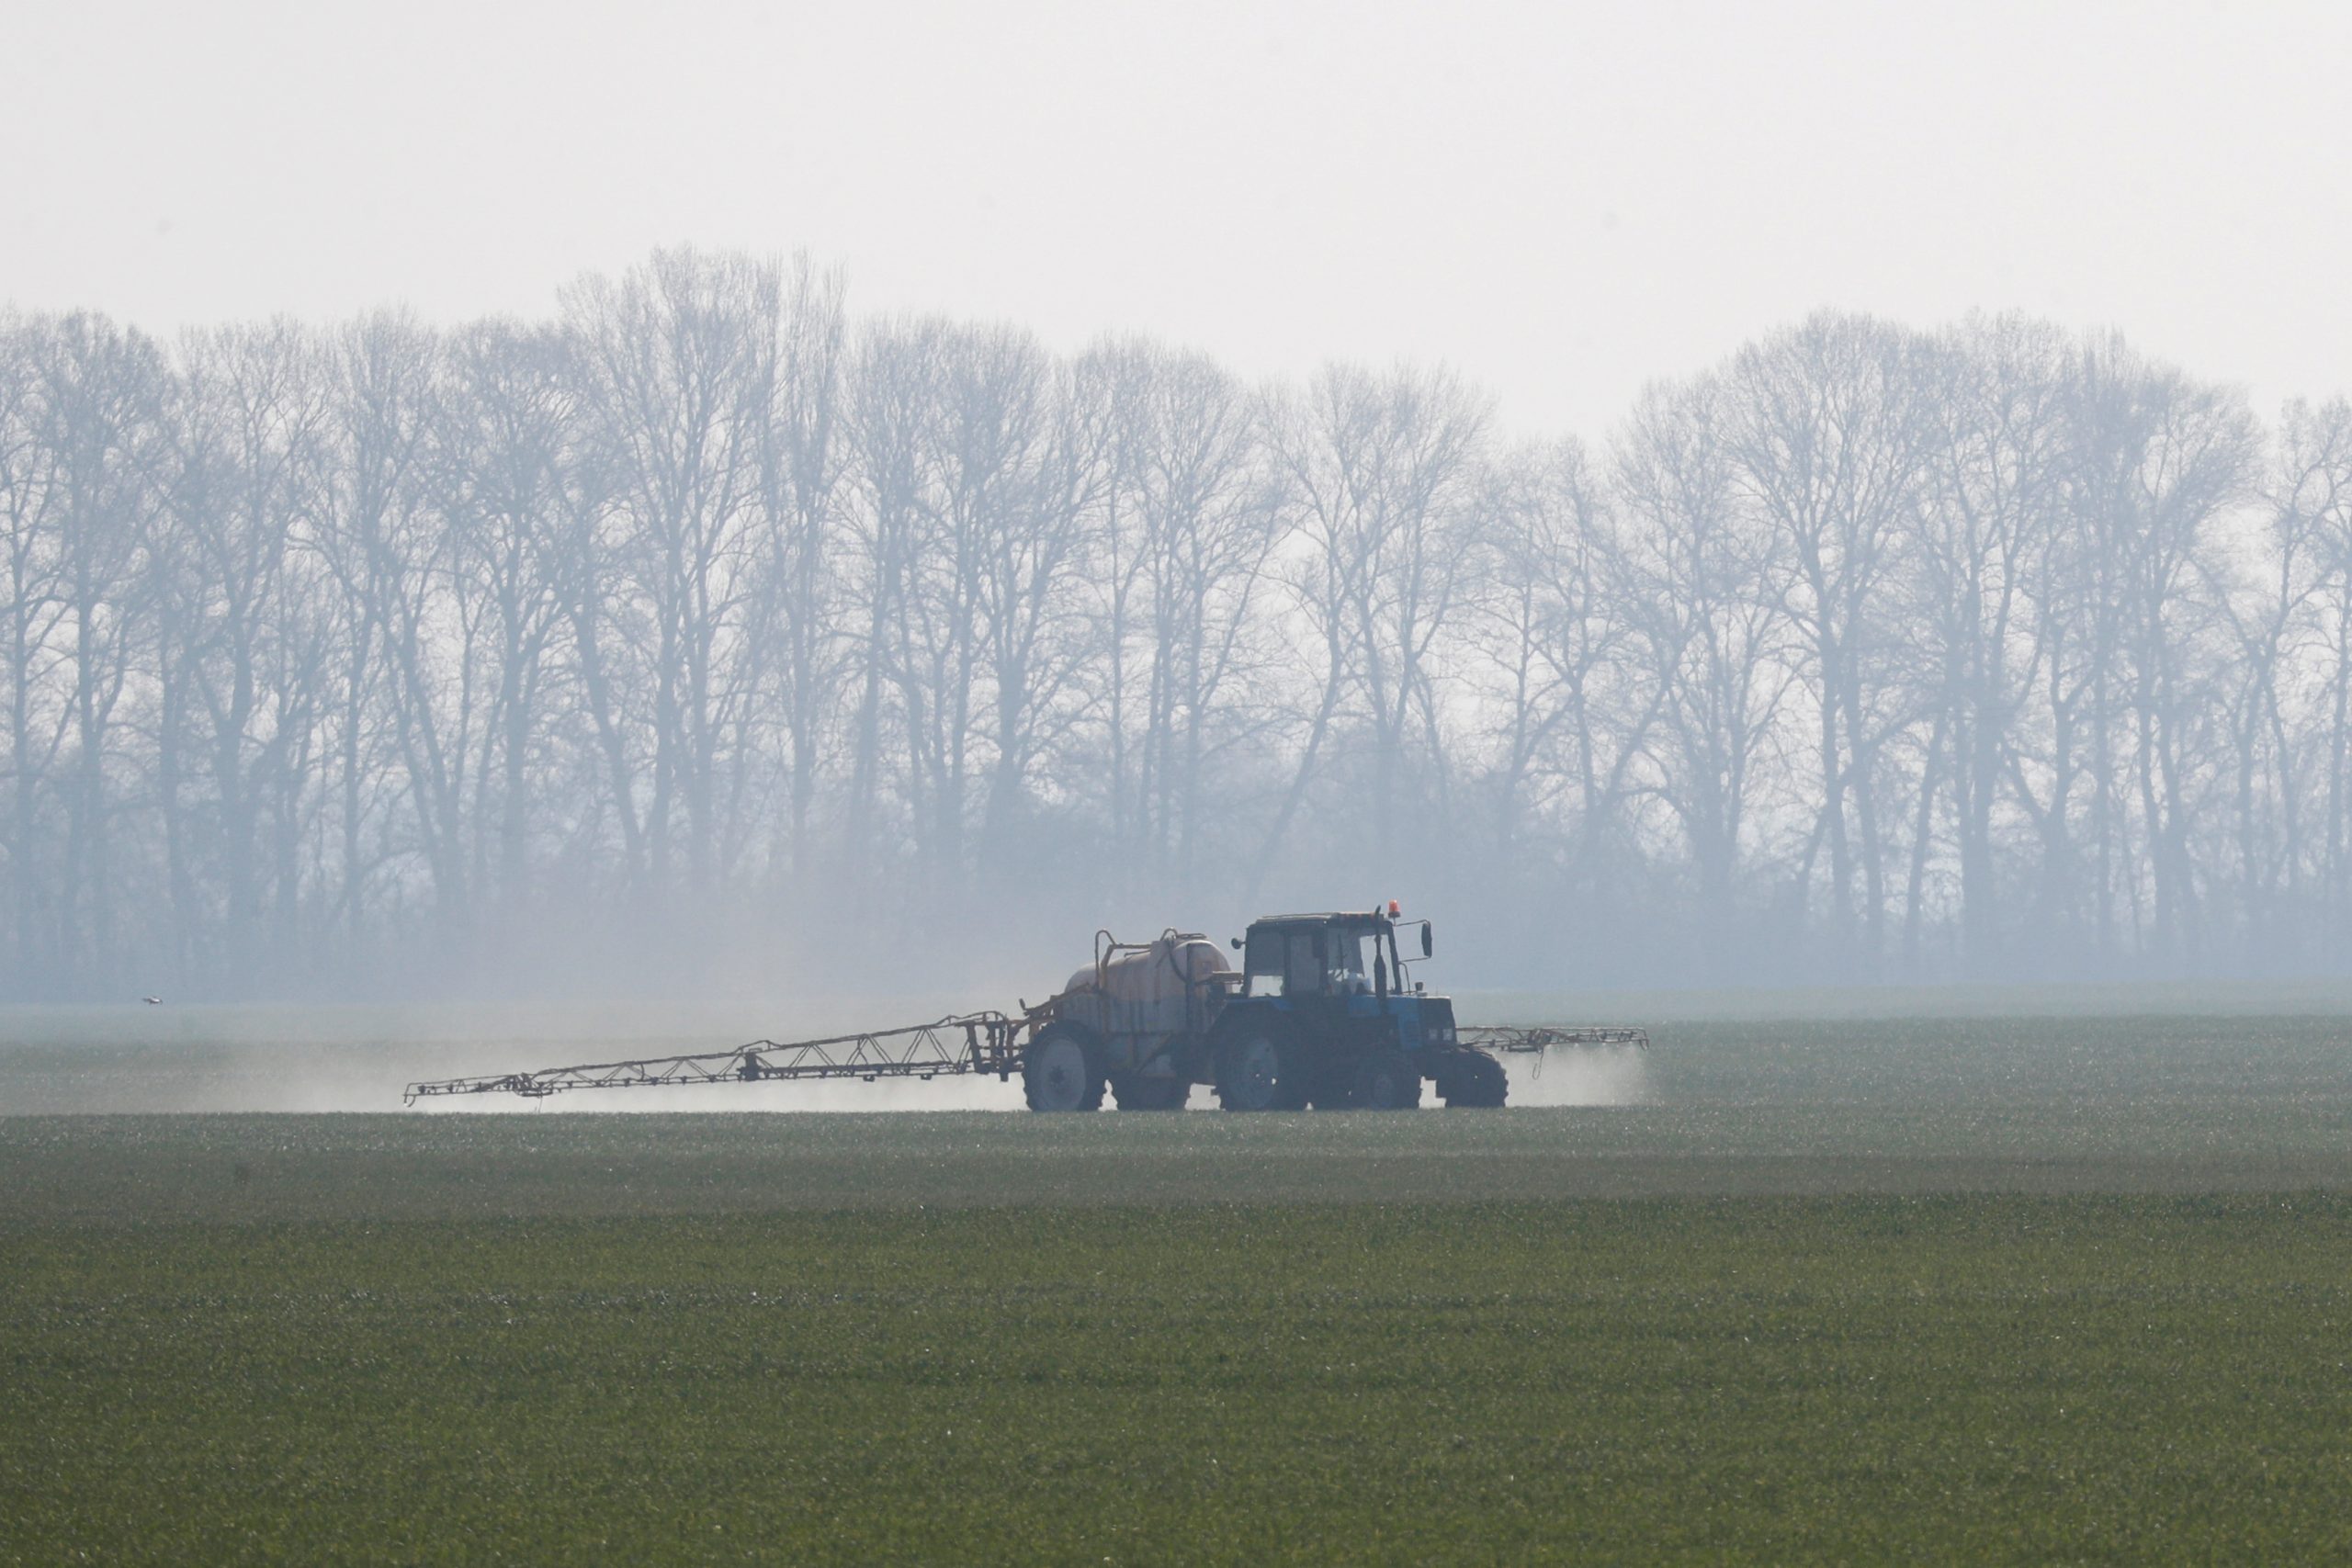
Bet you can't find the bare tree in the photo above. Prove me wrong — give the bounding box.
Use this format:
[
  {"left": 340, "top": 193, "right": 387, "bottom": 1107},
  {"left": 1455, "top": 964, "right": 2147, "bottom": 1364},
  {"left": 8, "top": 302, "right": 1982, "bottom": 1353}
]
[
  {"left": 38, "top": 315, "right": 169, "bottom": 992},
  {"left": 1097, "top": 343, "right": 1282, "bottom": 888},
  {"left": 2052, "top": 338, "right": 2254, "bottom": 964},
  {"left": 1615, "top": 376, "right": 1798, "bottom": 976},
  {"left": 158, "top": 321, "right": 334, "bottom": 985},
  {"left": 1261, "top": 363, "right": 1489, "bottom": 876},
  {"left": 0, "top": 316, "right": 74, "bottom": 987},
  {"left": 1722, "top": 311, "right": 1935, "bottom": 974},
  {"left": 2273, "top": 400, "right": 2352, "bottom": 942},
  {"left": 839, "top": 317, "right": 938, "bottom": 901},
  {"left": 747, "top": 258, "right": 849, "bottom": 889},
  {"left": 424, "top": 319, "right": 582, "bottom": 931},
  {"left": 1906, "top": 314, "right": 2074, "bottom": 974},
  {"left": 1467, "top": 437, "right": 1652, "bottom": 888},
  {"left": 563, "top": 250, "right": 780, "bottom": 913}
]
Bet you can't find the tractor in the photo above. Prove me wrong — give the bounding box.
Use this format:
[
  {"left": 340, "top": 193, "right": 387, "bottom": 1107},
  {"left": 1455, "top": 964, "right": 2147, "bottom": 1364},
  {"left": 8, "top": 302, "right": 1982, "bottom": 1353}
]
[
  {"left": 403, "top": 904, "right": 1645, "bottom": 1111},
  {"left": 1025, "top": 906, "right": 1520, "bottom": 1111}
]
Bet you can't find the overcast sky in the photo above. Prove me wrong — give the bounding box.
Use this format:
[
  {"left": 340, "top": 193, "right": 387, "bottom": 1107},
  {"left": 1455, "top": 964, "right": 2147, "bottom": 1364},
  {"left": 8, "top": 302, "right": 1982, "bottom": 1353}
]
[{"left": 5, "top": 0, "right": 2346, "bottom": 435}]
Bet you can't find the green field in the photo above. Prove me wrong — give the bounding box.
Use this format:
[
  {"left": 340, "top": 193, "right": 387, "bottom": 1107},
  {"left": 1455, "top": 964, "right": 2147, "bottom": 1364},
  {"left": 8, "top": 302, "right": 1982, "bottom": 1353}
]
[{"left": 6, "top": 1010, "right": 2352, "bottom": 1562}]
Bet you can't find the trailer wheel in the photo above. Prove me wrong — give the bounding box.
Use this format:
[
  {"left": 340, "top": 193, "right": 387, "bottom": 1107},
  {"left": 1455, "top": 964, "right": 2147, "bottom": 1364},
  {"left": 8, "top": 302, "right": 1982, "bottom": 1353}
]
[
  {"left": 1215, "top": 1027, "right": 1307, "bottom": 1112},
  {"left": 1109, "top": 1074, "right": 1189, "bottom": 1111},
  {"left": 1023, "top": 1026, "right": 1105, "bottom": 1112},
  {"left": 1351, "top": 1051, "right": 1423, "bottom": 1111}
]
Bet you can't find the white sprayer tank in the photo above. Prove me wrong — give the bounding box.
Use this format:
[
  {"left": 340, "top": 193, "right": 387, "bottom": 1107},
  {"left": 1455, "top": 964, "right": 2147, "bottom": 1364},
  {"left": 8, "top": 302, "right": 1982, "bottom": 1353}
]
[{"left": 1055, "top": 934, "right": 1232, "bottom": 1046}]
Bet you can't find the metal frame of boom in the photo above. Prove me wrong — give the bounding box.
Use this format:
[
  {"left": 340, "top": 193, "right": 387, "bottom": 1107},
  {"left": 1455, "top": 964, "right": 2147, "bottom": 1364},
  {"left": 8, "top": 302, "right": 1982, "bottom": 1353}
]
[
  {"left": 1460, "top": 1025, "right": 1649, "bottom": 1054},
  {"left": 1457, "top": 1024, "right": 1648, "bottom": 1081},
  {"left": 400, "top": 1015, "right": 1647, "bottom": 1106},
  {"left": 402, "top": 1012, "right": 1030, "bottom": 1105}
]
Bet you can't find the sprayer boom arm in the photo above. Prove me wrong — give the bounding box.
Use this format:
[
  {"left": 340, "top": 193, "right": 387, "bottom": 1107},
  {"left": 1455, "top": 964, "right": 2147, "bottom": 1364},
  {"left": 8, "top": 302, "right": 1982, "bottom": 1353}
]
[
  {"left": 400, "top": 1010, "right": 1645, "bottom": 1107},
  {"left": 1460, "top": 1025, "right": 1648, "bottom": 1054},
  {"left": 401, "top": 1012, "right": 1029, "bottom": 1105}
]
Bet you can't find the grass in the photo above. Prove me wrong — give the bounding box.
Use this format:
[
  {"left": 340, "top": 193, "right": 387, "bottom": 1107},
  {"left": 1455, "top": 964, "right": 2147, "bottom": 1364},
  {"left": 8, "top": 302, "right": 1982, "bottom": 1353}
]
[
  {"left": 8, "top": 1198, "right": 2352, "bottom": 1562},
  {"left": 6, "top": 1090, "right": 2352, "bottom": 1225},
  {"left": 7, "top": 1009, "right": 2352, "bottom": 1562}
]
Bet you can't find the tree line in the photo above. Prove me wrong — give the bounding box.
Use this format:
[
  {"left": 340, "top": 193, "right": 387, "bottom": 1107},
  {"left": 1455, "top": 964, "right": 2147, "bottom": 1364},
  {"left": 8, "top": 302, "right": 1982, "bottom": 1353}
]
[{"left": 4, "top": 249, "right": 2348, "bottom": 1000}]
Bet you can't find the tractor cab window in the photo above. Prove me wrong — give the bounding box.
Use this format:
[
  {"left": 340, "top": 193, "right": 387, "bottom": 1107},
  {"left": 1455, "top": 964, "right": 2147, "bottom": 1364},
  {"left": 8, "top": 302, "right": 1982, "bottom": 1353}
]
[
  {"left": 1243, "top": 923, "right": 1374, "bottom": 998},
  {"left": 1243, "top": 926, "right": 1291, "bottom": 996},
  {"left": 1283, "top": 931, "right": 1325, "bottom": 995},
  {"left": 1328, "top": 931, "right": 1371, "bottom": 996}
]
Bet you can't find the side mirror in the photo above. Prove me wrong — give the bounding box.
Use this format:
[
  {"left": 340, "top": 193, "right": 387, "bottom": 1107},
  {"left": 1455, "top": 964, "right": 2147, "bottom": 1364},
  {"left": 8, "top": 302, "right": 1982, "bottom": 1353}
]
[
  {"left": 1420, "top": 923, "right": 1433, "bottom": 958},
  {"left": 1230, "top": 936, "right": 1243, "bottom": 951}
]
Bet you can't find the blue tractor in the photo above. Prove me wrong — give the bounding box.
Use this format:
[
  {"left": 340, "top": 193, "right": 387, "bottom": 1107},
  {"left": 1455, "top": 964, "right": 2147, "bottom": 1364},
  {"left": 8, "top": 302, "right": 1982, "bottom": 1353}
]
[
  {"left": 1021, "top": 906, "right": 1514, "bottom": 1111},
  {"left": 1209, "top": 907, "right": 1503, "bottom": 1111}
]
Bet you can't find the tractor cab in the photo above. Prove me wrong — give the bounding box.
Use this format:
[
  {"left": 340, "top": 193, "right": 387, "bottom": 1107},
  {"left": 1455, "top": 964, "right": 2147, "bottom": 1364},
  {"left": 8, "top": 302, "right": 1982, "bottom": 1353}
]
[
  {"left": 1238, "top": 908, "right": 1430, "bottom": 1005},
  {"left": 1226, "top": 906, "right": 1460, "bottom": 1079}
]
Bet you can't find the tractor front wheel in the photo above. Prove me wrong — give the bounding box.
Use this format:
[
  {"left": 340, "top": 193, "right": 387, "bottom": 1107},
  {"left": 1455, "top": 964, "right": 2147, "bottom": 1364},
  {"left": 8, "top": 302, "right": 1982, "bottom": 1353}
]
[
  {"left": 1351, "top": 1051, "right": 1424, "bottom": 1111},
  {"left": 1023, "top": 1027, "right": 1105, "bottom": 1112}
]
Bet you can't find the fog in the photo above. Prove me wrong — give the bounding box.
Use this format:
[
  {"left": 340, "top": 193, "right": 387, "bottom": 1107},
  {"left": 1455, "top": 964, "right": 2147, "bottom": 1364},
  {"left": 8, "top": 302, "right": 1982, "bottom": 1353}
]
[
  {"left": 6, "top": 4, "right": 2352, "bottom": 1008},
  {"left": 10, "top": 3, "right": 2351, "bottom": 442},
  {"left": 1485, "top": 1047, "right": 1655, "bottom": 1111},
  {"left": 4, "top": 265, "right": 2352, "bottom": 1007}
]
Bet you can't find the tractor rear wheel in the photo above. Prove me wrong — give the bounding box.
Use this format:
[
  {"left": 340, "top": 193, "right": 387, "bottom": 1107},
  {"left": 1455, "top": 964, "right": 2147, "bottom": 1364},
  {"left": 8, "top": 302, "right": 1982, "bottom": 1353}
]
[
  {"left": 1109, "top": 1074, "right": 1189, "bottom": 1111},
  {"left": 1351, "top": 1051, "right": 1424, "bottom": 1111},
  {"left": 1023, "top": 1026, "right": 1105, "bottom": 1112},
  {"left": 1215, "top": 1026, "right": 1308, "bottom": 1112},
  {"left": 1437, "top": 1050, "right": 1508, "bottom": 1109}
]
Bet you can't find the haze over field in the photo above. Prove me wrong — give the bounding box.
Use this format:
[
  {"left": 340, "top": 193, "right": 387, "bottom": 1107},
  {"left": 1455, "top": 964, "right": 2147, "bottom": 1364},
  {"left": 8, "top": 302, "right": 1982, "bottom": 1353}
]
[
  {"left": 12, "top": 14, "right": 2352, "bottom": 1561},
  {"left": 5, "top": 2, "right": 2351, "bottom": 1005},
  {"left": 1, "top": 993, "right": 2337, "bottom": 1117}
]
